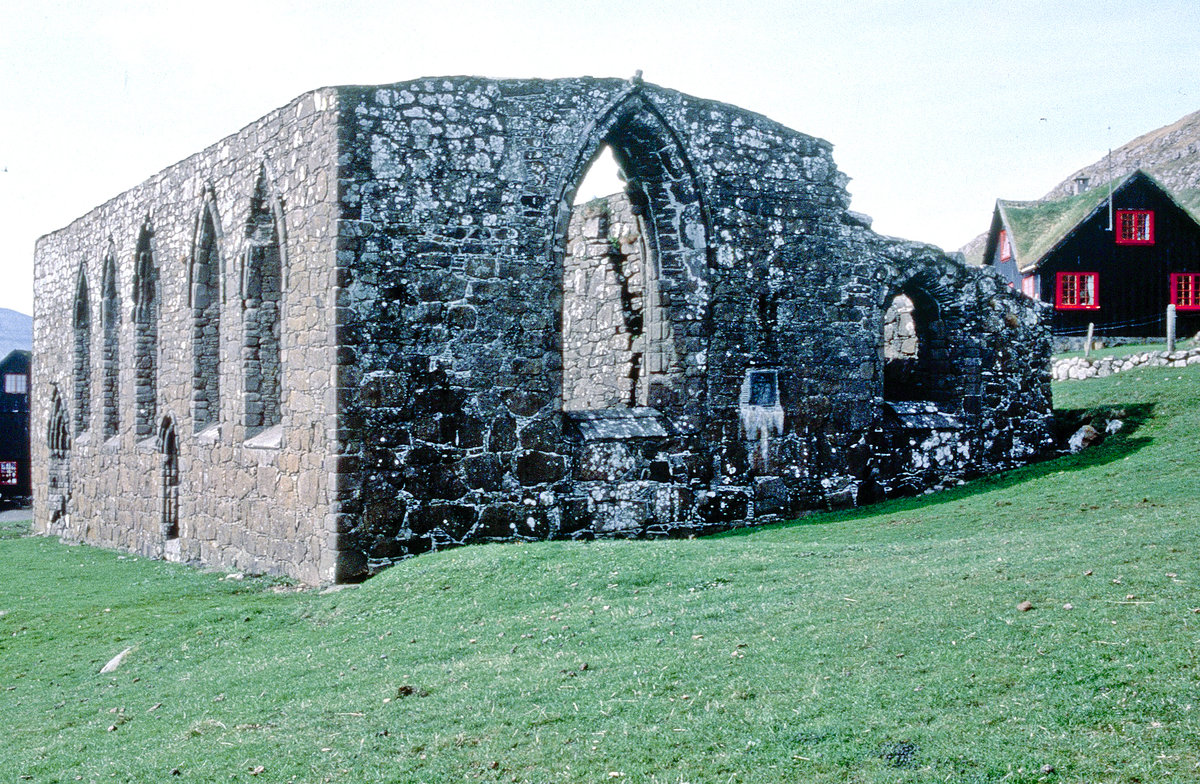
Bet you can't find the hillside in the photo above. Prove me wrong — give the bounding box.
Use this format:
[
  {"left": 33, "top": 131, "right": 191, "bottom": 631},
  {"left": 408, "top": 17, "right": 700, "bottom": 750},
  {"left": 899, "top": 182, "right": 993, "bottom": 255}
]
[
  {"left": 962, "top": 107, "right": 1200, "bottom": 264},
  {"left": 0, "top": 308, "right": 31, "bottom": 359},
  {"left": 3, "top": 363, "right": 1200, "bottom": 782}
]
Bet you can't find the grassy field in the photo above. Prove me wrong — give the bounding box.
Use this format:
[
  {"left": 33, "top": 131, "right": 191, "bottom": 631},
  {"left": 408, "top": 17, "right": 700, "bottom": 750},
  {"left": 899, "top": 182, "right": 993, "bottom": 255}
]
[
  {"left": 1055, "top": 340, "right": 1184, "bottom": 361},
  {"left": 3, "top": 365, "right": 1200, "bottom": 783}
]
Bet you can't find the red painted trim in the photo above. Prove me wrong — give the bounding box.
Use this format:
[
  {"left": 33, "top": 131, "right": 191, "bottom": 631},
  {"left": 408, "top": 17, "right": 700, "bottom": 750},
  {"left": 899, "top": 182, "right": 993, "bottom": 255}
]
[
  {"left": 1115, "top": 210, "right": 1154, "bottom": 245},
  {"left": 1055, "top": 271, "right": 1099, "bottom": 310},
  {"left": 999, "top": 229, "right": 1011, "bottom": 261},
  {"left": 1021, "top": 274, "right": 1038, "bottom": 300},
  {"left": 1170, "top": 272, "right": 1200, "bottom": 310}
]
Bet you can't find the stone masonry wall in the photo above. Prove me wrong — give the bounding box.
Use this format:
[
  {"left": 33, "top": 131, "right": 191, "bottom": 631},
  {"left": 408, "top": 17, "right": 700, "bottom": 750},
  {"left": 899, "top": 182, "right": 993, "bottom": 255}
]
[
  {"left": 33, "top": 76, "right": 1056, "bottom": 584},
  {"left": 562, "top": 193, "right": 647, "bottom": 410},
  {"left": 32, "top": 89, "right": 343, "bottom": 585},
  {"left": 332, "top": 77, "right": 1056, "bottom": 577}
]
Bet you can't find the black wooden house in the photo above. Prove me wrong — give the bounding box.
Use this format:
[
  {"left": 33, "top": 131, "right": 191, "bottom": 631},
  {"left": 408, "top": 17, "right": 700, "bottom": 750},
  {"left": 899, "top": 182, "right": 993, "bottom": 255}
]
[
  {"left": 983, "top": 170, "right": 1200, "bottom": 340},
  {"left": 0, "top": 350, "right": 31, "bottom": 503}
]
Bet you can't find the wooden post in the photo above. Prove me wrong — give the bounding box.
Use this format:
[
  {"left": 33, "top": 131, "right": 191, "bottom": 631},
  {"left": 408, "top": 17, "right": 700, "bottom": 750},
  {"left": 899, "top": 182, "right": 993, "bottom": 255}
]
[
  {"left": 1167, "top": 304, "right": 1177, "bottom": 352},
  {"left": 1084, "top": 322, "right": 1094, "bottom": 359}
]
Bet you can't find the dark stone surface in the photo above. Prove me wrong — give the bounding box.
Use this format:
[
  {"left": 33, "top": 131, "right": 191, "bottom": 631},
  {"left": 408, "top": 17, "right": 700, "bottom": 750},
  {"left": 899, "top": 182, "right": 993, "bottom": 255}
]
[{"left": 34, "top": 75, "right": 1055, "bottom": 584}]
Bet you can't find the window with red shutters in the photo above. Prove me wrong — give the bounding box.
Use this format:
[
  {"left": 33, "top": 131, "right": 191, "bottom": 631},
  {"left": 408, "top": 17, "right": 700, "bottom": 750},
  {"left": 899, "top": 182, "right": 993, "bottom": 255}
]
[
  {"left": 1056, "top": 272, "right": 1099, "bottom": 310},
  {"left": 999, "top": 229, "right": 1011, "bottom": 261},
  {"left": 1115, "top": 210, "right": 1154, "bottom": 244}
]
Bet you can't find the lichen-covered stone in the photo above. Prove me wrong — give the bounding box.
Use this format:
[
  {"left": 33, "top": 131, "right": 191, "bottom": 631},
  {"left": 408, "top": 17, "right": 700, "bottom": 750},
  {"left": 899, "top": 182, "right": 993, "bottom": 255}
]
[{"left": 32, "top": 76, "right": 1054, "bottom": 585}]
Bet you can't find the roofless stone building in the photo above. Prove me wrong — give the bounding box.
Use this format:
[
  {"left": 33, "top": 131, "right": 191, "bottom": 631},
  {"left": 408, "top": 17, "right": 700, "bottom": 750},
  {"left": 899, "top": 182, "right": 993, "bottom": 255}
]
[{"left": 32, "top": 76, "right": 1054, "bottom": 584}]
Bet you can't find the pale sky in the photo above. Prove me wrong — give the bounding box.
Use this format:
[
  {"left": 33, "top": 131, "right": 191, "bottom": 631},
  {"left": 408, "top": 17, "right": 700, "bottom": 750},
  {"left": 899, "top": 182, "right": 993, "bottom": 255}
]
[{"left": 2, "top": 0, "right": 1198, "bottom": 317}]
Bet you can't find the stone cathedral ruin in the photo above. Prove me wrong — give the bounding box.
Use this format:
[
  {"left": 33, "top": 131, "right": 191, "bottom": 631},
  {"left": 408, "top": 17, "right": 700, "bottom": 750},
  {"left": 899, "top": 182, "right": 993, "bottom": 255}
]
[{"left": 32, "top": 76, "right": 1054, "bottom": 584}]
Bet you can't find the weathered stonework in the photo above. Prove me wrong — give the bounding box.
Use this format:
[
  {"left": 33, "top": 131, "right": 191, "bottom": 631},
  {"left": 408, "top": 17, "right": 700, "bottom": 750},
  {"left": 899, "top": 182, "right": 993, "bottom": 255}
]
[{"left": 33, "top": 76, "right": 1054, "bottom": 584}]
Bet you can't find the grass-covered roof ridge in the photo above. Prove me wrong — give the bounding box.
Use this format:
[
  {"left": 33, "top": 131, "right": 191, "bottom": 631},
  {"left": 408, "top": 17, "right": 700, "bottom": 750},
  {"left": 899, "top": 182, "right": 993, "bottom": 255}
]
[
  {"left": 998, "top": 169, "right": 1200, "bottom": 272},
  {"left": 998, "top": 184, "right": 1112, "bottom": 270}
]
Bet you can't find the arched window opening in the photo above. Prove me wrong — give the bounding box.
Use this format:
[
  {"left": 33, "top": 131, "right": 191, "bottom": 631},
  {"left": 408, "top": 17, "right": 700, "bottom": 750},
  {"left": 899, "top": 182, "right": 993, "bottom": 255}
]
[
  {"left": 73, "top": 269, "right": 91, "bottom": 435},
  {"left": 560, "top": 106, "right": 708, "bottom": 419},
  {"left": 882, "top": 294, "right": 917, "bottom": 361},
  {"left": 562, "top": 144, "right": 649, "bottom": 410},
  {"left": 133, "top": 225, "right": 158, "bottom": 438},
  {"left": 48, "top": 388, "right": 71, "bottom": 527},
  {"left": 881, "top": 286, "right": 955, "bottom": 405},
  {"left": 101, "top": 253, "right": 120, "bottom": 440},
  {"left": 192, "top": 202, "right": 222, "bottom": 432},
  {"left": 159, "top": 416, "right": 179, "bottom": 540},
  {"left": 243, "top": 174, "right": 283, "bottom": 431}
]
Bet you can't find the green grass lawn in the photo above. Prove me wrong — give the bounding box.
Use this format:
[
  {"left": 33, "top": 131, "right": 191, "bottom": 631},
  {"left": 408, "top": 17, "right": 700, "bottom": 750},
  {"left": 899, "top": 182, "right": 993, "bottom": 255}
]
[
  {"left": 1055, "top": 341, "right": 1171, "bottom": 361},
  {"left": 4, "top": 365, "right": 1200, "bottom": 783}
]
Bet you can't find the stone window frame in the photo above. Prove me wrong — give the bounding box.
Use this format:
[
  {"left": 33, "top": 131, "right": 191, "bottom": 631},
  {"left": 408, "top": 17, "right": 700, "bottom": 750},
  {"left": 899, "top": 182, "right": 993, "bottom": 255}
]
[
  {"left": 132, "top": 221, "right": 159, "bottom": 439},
  {"left": 100, "top": 250, "right": 121, "bottom": 441},
  {"left": 1115, "top": 210, "right": 1154, "bottom": 245},
  {"left": 239, "top": 167, "right": 287, "bottom": 435},
  {"left": 549, "top": 89, "right": 714, "bottom": 426},
  {"left": 47, "top": 385, "right": 72, "bottom": 528},
  {"left": 879, "top": 266, "right": 976, "bottom": 412},
  {"left": 158, "top": 414, "right": 180, "bottom": 540},
  {"left": 1055, "top": 271, "right": 1099, "bottom": 310},
  {"left": 189, "top": 191, "right": 224, "bottom": 435},
  {"left": 72, "top": 266, "right": 91, "bottom": 435}
]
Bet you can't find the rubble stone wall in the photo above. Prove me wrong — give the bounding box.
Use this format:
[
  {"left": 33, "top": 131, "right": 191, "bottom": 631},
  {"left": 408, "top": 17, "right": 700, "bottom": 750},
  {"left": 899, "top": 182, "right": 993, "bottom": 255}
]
[
  {"left": 333, "top": 77, "right": 1056, "bottom": 577},
  {"left": 33, "top": 76, "right": 1056, "bottom": 584},
  {"left": 562, "top": 194, "right": 647, "bottom": 410}
]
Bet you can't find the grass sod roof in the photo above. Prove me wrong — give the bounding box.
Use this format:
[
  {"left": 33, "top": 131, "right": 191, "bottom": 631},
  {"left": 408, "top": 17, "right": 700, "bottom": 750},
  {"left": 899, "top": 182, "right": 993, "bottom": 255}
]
[{"left": 998, "top": 170, "right": 1200, "bottom": 273}]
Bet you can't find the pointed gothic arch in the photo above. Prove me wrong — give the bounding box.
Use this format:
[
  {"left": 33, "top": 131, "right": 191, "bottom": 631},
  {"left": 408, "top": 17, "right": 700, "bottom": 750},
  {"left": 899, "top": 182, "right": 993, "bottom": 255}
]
[
  {"left": 73, "top": 266, "right": 91, "bottom": 435},
  {"left": 100, "top": 249, "right": 121, "bottom": 440},
  {"left": 132, "top": 221, "right": 158, "bottom": 437},
  {"left": 47, "top": 386, "right": 71, "bottom": 529},
  {"left": 879, "top": 264, "right": 970, "bottom": 407},
  {"left": 551, "top": 89, "right": 713, "bottom": 426},
  {"left": 191, "top": 193, "right": 223, "bottom": 431},
  {"left": 242, "top": 168, "right": 284, "bottom": 430},
  {"left": 158, "top": 414, "right": 180, "bottom": 540}
]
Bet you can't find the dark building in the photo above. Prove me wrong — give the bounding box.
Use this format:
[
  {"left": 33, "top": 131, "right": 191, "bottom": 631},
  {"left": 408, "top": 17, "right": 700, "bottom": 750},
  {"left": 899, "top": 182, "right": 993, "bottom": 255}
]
[
  {"left": 0, "top": 350, "right": 31, "bottom": 503},
  {"left": 983, "top": 170, "right": 1200, "bottom": 341}
]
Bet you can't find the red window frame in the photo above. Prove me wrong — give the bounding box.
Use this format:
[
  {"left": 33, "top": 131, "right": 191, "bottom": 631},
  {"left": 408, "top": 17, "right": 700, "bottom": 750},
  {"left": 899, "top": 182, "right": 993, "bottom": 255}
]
[
  {"left": 0, "top": 462, "right": 16, "bottom": 486},
  {"left": 1170, "top": 273, "right": 1200, "bottom": 310},
  {"left": 1056, "top": 272, "right": 1099, "bottom": 310},
  {"left": 1021, "top": 274, "right": 1038, "bottom": 300},
  {"left": 1115, "top": 210, "right": 1154, "bottom": 245},
  {"left": 999, "top": 229, "right": 1011, "bottom": 261}
]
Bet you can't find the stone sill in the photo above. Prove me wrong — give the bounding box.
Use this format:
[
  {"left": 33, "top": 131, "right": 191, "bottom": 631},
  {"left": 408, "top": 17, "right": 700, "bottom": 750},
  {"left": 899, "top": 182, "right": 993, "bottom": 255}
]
[
  {"left": 195, "top": 423, "right": 221, "bottom": 445},
  {"left": 244, "top": 424, "right": 283, "bottom": 450}
]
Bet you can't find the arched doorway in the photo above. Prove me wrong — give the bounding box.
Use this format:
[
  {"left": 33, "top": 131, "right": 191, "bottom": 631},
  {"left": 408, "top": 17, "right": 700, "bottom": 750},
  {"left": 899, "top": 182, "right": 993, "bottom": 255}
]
[
  {"left": 47, "top": 388, "right": 71, "bottom": 533},
  {"left": 159, "top": 416, "right": 179, "bottom": 542}
]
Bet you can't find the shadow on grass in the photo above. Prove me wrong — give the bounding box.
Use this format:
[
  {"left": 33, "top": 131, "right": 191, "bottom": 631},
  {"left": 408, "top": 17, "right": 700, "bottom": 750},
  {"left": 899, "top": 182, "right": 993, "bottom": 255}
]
[{"left": 718, "top": 402, "right": 1156, "bottom": 537}]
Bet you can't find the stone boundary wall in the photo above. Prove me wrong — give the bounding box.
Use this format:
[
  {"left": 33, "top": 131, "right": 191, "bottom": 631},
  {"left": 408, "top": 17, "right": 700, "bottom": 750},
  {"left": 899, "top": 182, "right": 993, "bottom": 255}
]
[{"left": 1052, "top": 346, "right": 1200, "bottom": 380}]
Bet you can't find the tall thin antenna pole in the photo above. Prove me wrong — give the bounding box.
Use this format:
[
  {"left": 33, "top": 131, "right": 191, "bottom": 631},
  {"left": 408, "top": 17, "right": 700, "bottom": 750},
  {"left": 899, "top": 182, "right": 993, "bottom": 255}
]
[{"left": 1106, "top": 131, "right": 1114, "bottom": 232}]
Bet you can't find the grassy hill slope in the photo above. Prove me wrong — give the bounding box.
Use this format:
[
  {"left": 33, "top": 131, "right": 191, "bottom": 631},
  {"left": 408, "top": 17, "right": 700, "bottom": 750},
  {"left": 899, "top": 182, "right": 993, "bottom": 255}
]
[{"left": 3, "top": 366, "right": 1200, "bottom": 782}]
